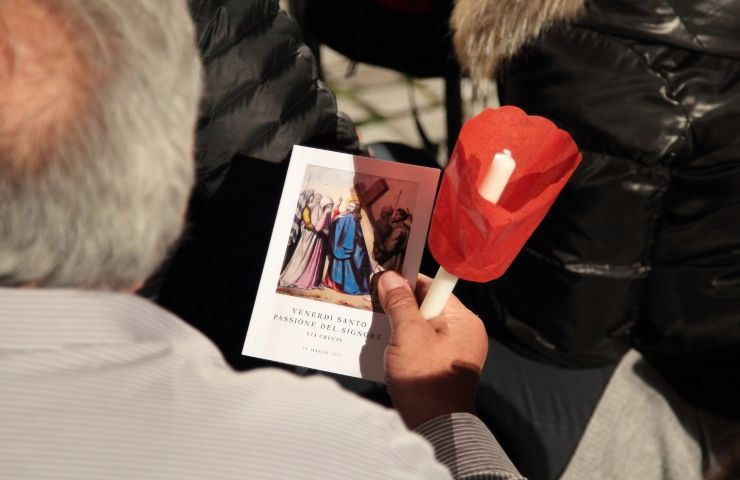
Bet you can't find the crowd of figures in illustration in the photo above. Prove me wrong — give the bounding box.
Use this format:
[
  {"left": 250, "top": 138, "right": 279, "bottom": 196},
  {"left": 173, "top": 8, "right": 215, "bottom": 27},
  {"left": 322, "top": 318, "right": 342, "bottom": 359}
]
[{"left": 278, "top": 188, "right": 413, "bottom": 296}]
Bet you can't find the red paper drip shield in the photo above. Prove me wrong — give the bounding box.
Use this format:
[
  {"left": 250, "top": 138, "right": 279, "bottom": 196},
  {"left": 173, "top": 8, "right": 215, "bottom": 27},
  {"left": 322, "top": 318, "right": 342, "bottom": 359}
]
[{"left": 428, "top": 106, "right": 582, "bottom": 282}]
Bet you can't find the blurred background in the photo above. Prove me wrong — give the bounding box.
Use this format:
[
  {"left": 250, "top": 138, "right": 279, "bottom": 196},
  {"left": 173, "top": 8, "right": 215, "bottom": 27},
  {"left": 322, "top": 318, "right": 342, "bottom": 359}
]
[{"left": 281, "top": 0, "right": 497, "bottom": 167}]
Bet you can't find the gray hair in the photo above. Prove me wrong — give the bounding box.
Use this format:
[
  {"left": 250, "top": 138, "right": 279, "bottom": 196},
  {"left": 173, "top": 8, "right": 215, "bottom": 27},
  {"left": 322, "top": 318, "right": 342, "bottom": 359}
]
[{"left": 0, "top": 0, "right": 202, "bottom": 289}]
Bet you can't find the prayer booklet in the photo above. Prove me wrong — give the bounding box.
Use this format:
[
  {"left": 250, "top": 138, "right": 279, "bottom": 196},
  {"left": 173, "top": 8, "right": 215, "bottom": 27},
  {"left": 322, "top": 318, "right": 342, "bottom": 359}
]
[{"left": 243, "top": 146, "right": 440, "bottom": 382}]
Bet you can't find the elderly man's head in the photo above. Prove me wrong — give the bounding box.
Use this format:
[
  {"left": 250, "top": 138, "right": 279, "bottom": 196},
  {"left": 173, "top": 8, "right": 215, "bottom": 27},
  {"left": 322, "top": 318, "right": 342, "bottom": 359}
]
[{"left": 0, "top": 0, "right": 202, "bottom": 290}]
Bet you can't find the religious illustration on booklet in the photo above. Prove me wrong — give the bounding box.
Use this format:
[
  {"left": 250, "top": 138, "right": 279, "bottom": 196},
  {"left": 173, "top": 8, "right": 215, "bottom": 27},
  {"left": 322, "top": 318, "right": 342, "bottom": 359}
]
[
  {"left": 243, "top": 146, "right": 439, "bottom": 382},
  {"left": 278, "top": 164, "right": 418, "bottom": 313}
]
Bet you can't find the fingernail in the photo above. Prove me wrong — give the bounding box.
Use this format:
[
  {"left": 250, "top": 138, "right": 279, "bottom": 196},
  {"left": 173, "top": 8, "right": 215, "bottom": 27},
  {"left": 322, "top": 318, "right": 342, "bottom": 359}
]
[{"left": 380, "top": 272, "right": 407, "bottom": 291}]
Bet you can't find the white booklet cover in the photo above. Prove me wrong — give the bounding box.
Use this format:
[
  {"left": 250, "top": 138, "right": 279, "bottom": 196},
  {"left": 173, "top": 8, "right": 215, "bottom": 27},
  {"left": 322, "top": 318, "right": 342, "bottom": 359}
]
[{"left": 243, "top": 145, "right": 440, "bottom": 382}]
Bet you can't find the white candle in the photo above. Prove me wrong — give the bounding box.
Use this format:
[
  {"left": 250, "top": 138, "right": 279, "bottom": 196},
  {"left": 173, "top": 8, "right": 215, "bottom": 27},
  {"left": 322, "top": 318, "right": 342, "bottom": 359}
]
[
  {"left": 419, "top": 149, "right": 516, "bottom": 319},
  {"left": 479, "top": 149, "right": 516, "bottom": 204},
  {"left": 419, "top": 265, "right": 459, "bottom": 319}
]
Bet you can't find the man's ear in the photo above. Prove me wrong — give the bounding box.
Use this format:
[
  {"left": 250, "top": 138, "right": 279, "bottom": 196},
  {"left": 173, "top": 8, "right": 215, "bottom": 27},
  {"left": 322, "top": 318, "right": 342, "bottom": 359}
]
[{"left": 127, "top": 280, "right": 145, "bottom": 293}]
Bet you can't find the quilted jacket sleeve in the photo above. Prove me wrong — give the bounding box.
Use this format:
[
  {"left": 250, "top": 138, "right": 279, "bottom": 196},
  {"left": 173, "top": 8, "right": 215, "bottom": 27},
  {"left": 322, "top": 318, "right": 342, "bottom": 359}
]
[{"left": 189, "top": 0, "right": 361, "bottom": 194}]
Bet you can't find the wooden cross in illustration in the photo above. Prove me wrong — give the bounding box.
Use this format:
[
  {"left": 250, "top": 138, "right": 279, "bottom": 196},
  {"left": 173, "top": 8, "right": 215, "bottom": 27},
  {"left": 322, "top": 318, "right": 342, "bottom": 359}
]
[{"left": 354, "top": 179, "right": 389, "bottom": 231}]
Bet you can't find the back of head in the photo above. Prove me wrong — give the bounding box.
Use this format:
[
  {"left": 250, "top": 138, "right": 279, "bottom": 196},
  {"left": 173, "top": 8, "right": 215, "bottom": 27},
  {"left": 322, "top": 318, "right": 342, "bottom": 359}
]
[{"left": 0, "top": 0, "right": 202, "bottom": 290}]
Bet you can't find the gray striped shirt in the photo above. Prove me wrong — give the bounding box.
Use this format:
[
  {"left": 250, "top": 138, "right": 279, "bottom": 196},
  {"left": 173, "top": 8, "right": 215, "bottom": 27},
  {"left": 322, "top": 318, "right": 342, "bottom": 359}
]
[{"left": 0, "top": 288, "right": 524, "bottom": 479}]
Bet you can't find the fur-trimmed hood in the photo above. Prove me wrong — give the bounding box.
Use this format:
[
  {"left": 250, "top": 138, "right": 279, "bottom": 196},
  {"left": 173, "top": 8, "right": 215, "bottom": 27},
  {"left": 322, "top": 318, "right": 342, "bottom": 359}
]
[{"left": 450, "top": 0, "right": 585, "bottom": 81}]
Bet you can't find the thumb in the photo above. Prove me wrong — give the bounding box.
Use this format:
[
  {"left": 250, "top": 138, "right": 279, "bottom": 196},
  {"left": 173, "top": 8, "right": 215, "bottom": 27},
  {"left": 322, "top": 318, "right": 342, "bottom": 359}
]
[{"left": 378, "top": 272, "right": 425, "bottom": 333}]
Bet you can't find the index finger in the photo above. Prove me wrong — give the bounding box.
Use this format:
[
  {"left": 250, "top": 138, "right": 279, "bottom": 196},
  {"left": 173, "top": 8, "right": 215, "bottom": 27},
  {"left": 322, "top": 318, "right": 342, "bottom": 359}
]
[
  {"left": 414, "top": 273, "right": 433, "bottom": 301},
  {"left": 414, "top": 273, "right": 467, "bottom": 316}
]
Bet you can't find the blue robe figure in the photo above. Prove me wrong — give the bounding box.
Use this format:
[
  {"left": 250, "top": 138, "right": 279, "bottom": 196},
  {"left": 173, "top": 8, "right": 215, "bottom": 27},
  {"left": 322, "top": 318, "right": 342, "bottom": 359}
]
[{"left": 324, "top": 203, "right": 372, "bottom": 295}]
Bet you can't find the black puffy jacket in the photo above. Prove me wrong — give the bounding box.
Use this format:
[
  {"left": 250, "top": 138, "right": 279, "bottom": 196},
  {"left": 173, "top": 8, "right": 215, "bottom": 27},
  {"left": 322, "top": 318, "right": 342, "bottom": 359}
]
[
  {"left": 149, "top": 0, "right": 362, "bottom": 369},
  {"left": 189, "top": 0, "right": 361, "bottom": 194},
  {"left": 475, "top": 0, "right": 740, "bottom": 418}
]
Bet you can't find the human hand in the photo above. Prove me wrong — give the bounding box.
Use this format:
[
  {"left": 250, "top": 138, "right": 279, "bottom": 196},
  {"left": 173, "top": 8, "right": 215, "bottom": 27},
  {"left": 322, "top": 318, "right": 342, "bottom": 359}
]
[{"left": 377, "top": 272, "right": 488, "bottom": 429}]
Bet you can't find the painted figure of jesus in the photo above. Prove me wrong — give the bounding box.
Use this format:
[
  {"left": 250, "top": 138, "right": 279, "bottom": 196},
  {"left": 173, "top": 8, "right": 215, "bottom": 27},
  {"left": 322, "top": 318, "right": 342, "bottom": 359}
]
[{"left": 324, "top": 200, "right": 372, "bottom": 295}]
